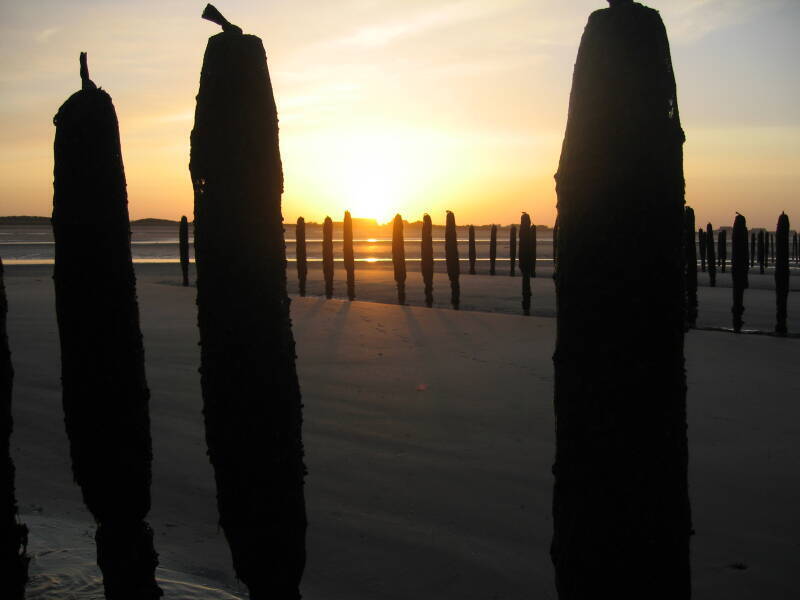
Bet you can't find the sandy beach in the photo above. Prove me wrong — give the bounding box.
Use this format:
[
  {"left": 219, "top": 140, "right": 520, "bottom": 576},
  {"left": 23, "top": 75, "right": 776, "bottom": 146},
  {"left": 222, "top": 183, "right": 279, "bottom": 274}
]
[{"left": 3, "top": 262, "right": 799, "bottom": 599}]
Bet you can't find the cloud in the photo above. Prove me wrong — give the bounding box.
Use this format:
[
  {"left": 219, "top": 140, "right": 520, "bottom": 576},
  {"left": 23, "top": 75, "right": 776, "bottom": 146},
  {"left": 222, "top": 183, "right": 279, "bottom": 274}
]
[
  {"left": 332, "top": 0, "right": 525, "bottom": 48},
  {"left": 665, "top": 0, "right": 789, "bottom": 43},
  {"left": 34, "top": 26, "right": 60, "bottom": 43}
]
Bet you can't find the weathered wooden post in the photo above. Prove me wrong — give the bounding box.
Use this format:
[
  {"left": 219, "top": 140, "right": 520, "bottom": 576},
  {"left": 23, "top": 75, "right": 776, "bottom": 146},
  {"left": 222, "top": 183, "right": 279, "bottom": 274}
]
[{"left": 189, "top": 6, "right": 307, "bottom": 596}]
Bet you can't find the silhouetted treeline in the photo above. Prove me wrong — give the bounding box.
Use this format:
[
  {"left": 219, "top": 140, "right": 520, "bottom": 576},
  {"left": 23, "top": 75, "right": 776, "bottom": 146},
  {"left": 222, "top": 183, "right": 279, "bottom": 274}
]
[
  {"left": 552, "top": 3, "right": 690, "bottom": 597},
  {"left": 53, "top": 53, "right": 160, "bottom": 598},
  {"left": 190, "top": 7, "right": 306, "bottom": 596},
  {"left": 0, "top": 257, "right": 28, "bottom": 600}
]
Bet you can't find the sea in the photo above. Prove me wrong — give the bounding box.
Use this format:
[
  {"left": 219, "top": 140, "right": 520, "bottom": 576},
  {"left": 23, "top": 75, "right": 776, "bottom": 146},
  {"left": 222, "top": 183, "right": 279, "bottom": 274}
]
[{"left": 0, "top": 222, "right": 555, "bottom": 266}]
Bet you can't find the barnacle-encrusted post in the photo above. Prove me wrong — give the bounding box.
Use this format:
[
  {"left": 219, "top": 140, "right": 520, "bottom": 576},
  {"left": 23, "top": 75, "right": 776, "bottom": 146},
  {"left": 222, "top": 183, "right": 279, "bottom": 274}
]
[
  {"left": 343, "top": 211, "right": 355, "bottom": 301},
  {"left": 179, "top": 216, "right": 190, "bottom": 286},
  {"left": 731, "top": 214, "right": 748, "bottom": 333},
  {"left": 392, "top": 214, "right": 407, "bottom": 305},
  {"left": 189, "top": 6, "right": 307, "bottom": 597},
  {"left": 706, "top": 224, "right": 717, "bottom": 286},
  {"left": 509, "top": 224, "right": 517, "bottom": 276},
  {"left": 489, "top": 225, "right": 497, "bottom": 275},
  {"left": 445, "top": 211, "right": 460, "bottom": 309},
  {"left": 296, "top": 217, "right": 307, "bottom": 296},
  {"left": 53, "top": 52, "right": 161, "bottom": 598},
  {"left": 323, "top": 216, "right": 333, "bottom": 299},
  {"left": 468, "top": 225, "right": 476, "bottom": 274},
  {"left": 775, "top": 213, "right": 790, "bottom": 335},
  {"left": 0, "top": 257, "right": 29, "bottom": 599},
  {"left": 519, "top": 213, "right": 533, "bottom": 316},
  {"left": 684, "top": 207, "right": 698, "bottom": 328},
  {"left": 552, "top": 2, "right": 690, "bottom": 596},
  {"left": 421, "top": 214, "right": 434, "bottom": 307}
]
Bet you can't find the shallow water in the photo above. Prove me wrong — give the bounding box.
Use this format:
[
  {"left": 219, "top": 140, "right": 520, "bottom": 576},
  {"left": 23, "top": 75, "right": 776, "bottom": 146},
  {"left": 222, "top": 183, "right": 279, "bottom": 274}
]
[
  {"left": 1, "top": 224, "right": 554, "bottom": 265},
  {"left": 24, "top": 515, "right": 243, "bottom": 599}
]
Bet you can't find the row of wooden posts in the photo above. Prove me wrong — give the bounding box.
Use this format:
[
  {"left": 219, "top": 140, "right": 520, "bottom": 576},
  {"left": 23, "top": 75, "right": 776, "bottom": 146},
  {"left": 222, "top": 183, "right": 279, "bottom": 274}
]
[
  {"left": 178, "top": 209, "right": 794, "bottom": 331},
  {"left": 179, "top": 211, "right": 550, "bottom": 315},
  {"left": 697, "top": 223, "right": 800, "bottom": 277},
  {"left": 685, "top": 208, "right": 792, "bottom": 334},
  {"left": 3, "top": 5, "right": 796, "bottom": 599}
]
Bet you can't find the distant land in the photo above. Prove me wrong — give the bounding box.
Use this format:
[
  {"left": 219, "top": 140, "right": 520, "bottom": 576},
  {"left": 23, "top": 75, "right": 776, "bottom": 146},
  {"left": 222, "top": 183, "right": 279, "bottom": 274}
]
[
  {"left": 0, "top": 216, "right": 181, "bottom": 226},
  {"left": 0, "top": 216, "right": 553, "bottom": 230}
]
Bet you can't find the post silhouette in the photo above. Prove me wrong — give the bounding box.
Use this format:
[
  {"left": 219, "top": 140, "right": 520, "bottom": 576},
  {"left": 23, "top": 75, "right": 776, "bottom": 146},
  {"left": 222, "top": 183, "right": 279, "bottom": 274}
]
[
  {"left": 343, "top": 211, "right": 355, "bottom": 301},
  {"left": 706, "top": 224, "right": 717, "bottom": 287},
  {"left": 750, "top": 231, "right": 756, "bottom": 268},
  {"left": 767, "top": 233, "right": 772, "bottom": 267},
  {"left": 698, "top": 228, "right": 706, "bottom": 272},
  {"left": 392, "top": 214, "right": 407, "bottom": 305},
  {"left": 0, "top": 257, "right": 29, "bottom": 600},
  {"left": 684, "top": 207, "right": 698, "bottom": 329},
  {"left": 519, "top": 213, "right": 533, "bottom": 316},
  {"left": 190, "top": 6, "right": 307, "bottom": 597},
  {"left": 775, "top": 213, "right": 790, "bottom": 335},
  {"left": 445, "top": 211, "right": 460, "bottom": 309},
  {"left": 323, "top": 216, "right": 333, "bottom": 299},
  {"left": 552, "top": 2, "right": 690, "bottom": 597},
  {"left": 296, "top": 217, "right": 307, "bottom": 296},
  {"left": 718, "top": 229, "right": 727, "bottom": 273},
  {"left": 552, "top": 217, "right": 559, "bottom": 271},
  {"left": 531, "top": 222, "right": 538, "bottom": 278},
  {"left": 53, "top": 53, "right": 161, "bottom": 598},
  {"left": 179, "top": 216, "right": 190, "bottom": 286},
  {"left": 509, "top": 224, "right": 517, "bottom": 276},
  {"left": 421, "top": 214, "right": 434, "bottom": 307},
  {"left": 489, "top": 225, "right": 497, "bottom": 275},
  {"left": 757, "top": 229, "right": 765, "bottom": 274},
  {"left": 468, "top": 225, "right": 476, "bottom": 274},
  {"left": 731, "top": 214, "right": 748, "bottom": 333}
]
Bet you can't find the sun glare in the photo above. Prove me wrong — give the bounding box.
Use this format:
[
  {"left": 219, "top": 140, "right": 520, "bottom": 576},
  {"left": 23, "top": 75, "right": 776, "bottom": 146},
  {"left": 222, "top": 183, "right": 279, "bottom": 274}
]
[{"left": 283, "top": 127, "right": 456, "bottom": 224}]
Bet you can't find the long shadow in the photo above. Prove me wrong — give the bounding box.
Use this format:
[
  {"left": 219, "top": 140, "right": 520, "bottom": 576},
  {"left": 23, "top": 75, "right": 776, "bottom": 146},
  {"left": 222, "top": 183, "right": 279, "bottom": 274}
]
[{"left": 326, "top": 299, "right": 352, "bottom": 359}]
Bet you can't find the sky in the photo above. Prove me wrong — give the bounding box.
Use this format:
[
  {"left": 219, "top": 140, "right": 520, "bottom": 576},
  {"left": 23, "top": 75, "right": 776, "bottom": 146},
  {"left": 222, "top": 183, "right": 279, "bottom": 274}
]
[{"left": 0, "top": 0, "right": 798, "bottom": 227}]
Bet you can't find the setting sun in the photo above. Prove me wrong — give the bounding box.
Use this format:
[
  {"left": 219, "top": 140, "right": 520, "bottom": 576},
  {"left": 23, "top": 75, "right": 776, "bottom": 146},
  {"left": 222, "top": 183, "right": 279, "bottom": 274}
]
[{"left": 282, "top": 126, "right": 456, "bottom": 224}]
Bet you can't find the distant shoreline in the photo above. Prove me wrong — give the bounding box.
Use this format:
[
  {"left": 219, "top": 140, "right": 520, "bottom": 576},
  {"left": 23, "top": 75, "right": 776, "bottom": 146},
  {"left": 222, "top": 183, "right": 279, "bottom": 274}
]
[{"left": 0, "top": 216, "right": 554, "bottom": 230}]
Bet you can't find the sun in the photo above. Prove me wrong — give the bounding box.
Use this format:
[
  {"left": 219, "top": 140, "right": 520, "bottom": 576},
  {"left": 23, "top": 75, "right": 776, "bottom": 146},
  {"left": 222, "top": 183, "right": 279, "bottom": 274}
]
[
  {"left": 282, "top": 126, "right": 455, "bottom": 224},
  {"left": 332, "top": 133, "right": 409, "bottom": 224}
]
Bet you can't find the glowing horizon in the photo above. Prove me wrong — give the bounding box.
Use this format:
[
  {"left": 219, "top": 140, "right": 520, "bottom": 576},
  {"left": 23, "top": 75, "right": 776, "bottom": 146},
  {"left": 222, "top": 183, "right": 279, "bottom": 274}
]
[{"left": 1, "top": 1, "right": 799, "bottom": 229}]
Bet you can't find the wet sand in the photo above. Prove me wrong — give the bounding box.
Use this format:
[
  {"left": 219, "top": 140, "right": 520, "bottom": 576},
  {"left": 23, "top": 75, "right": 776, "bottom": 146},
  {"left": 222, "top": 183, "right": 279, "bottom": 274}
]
[{"left": 3, "top": 263, "right": 799, "bottom": 599}]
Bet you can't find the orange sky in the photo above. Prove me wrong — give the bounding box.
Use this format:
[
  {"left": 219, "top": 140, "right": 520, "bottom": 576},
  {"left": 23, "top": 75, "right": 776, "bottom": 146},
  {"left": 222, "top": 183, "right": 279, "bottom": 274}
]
[{"left": 1, "top": 0, "right": 798, "bottom": 228}]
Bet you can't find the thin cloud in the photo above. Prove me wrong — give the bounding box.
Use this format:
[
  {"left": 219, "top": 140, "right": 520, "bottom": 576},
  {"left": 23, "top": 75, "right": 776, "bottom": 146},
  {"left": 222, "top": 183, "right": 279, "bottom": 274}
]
[
  {"left": 34, "top": 26, "right": 60, "bottom": 43},
  {"left": 666, "top": 0, "right": 789, "bottom": 43},
  {"left": 333, "top": 0, "right": 525, "bottom": 48}
]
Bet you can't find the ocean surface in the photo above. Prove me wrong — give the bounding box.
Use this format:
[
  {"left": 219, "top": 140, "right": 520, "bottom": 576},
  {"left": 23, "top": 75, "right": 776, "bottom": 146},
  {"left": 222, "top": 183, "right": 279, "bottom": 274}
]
[{"left": 0, "top": 224, "right": 556, "bottom": 266}]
